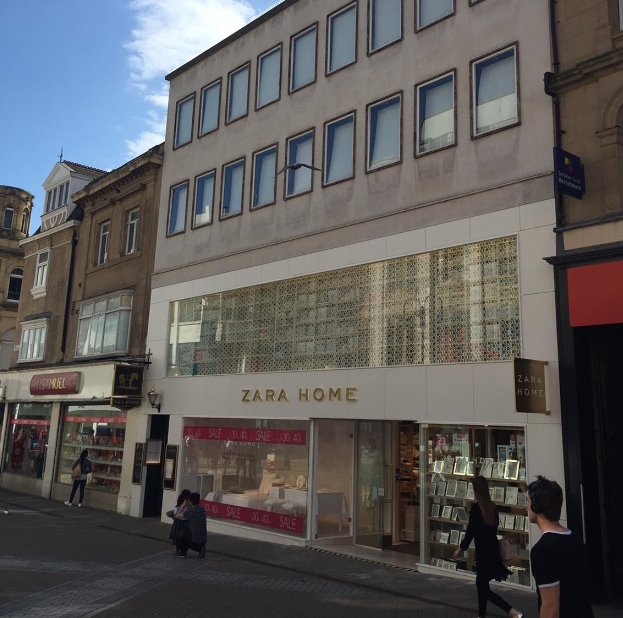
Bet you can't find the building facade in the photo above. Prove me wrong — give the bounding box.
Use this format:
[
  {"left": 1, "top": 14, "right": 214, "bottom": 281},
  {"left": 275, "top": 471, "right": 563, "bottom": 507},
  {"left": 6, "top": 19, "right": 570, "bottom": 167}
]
[{"left": 143, "top": 0, "right": 561, "bottom": 588}]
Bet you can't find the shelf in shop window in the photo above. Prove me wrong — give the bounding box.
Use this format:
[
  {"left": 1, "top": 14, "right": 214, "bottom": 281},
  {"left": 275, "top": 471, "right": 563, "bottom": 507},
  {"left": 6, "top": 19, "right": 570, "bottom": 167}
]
[{"left": 63, "top": 443, "right": 125, "bottom": 451}]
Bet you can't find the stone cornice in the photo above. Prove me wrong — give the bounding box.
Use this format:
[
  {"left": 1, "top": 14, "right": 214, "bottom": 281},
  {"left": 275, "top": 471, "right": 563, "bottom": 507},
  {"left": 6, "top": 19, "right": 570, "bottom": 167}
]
[{"left": 551, "top": 47, "right": 623, "bottom": 93}]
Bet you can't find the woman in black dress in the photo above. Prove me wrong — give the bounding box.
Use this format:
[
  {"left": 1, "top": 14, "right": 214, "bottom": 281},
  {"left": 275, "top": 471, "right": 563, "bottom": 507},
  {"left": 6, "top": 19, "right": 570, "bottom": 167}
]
[{"left": 453, "top": 475, "right": 523, "bottom": 618}]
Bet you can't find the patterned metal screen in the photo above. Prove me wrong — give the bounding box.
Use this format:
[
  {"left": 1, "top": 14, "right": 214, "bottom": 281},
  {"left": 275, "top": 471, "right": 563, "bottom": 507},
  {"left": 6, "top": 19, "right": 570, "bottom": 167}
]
[{"left": 168, "top": 236, "right": 519, "bottom": 376}]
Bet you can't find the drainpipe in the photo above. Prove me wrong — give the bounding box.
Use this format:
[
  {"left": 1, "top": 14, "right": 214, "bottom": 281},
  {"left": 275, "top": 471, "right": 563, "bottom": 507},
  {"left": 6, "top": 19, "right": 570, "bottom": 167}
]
[{"left": 60, "top": 229, "right": 78, "bottom": 357}]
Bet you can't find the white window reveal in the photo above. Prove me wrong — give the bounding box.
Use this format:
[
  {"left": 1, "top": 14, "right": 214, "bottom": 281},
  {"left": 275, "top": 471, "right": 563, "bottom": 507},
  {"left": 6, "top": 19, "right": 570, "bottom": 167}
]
[
  {"left": 97, "top": 220, "right": 110, "bottom": 265},
  {"left": 19, "top": 321, "right": 47, "bottom": 362},
  {"left": 168, "top": 182, "right": 188, "bottom": 235},
  {"left": 324, "top": 114, "right": 354, "bottom": 184},
  {"left": 252, "top": 146, "right": 277, "bottom": 208},
  {"left": 291, "top": 26, "right": 317, "bottom": 92},
  {"left": 328, "top": 3, "right": 356, "bottom": 73},
  {"left": 286, "top": 131, "right": 314, "bottom": 196},
  {"left": 221, "top": 160, "right": 245, "bottom": 217},
  {"left": 367, "top": 95, "right": 401, "bottom": 170},
  {"left": 125, "top": 209, "right": 139, "bottom": 255},
  {"left": 199, "top": 80, "right": 220, "bottom": 136},
  {"left": 369, "top": 0, "right": 401, "bottom": 53},
  {"left": 257, "top": 47, "right": 281, "bottom": 108},
  {"left": 33, "top": 250, "right": 50, "bottom": 296},
  {"left": 174, "top": 95, "right": 194, "bottom": 147},
  {"left": 417, "top": 72, "right": 455, "bottom": 154},
  {"left": 227, "top": 64, "right": 250, "bottom": 123},
  {"left": 194, "top": 171, "right": 215, "bottom": 226}
]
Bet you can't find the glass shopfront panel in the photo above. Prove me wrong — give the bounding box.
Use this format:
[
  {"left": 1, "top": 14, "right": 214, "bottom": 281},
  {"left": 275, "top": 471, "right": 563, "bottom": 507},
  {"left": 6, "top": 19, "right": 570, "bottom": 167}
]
[
  {"left": 3, "top": 403, "right": 52, "bottom": 478},
  {"left": 422, "top": 424, "right": 530, "bottom": 586},
  {"left": 182, "top": 419, "right": 309, "bottom": 537},
  {"left": 57, "top": 404, "right": 127, "bottom": 494}
]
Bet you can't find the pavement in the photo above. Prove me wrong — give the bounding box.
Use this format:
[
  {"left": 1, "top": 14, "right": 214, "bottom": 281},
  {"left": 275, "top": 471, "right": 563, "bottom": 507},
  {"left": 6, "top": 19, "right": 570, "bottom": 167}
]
[{"left": 0, "top": 487, "right": 620, "bottom": 618}]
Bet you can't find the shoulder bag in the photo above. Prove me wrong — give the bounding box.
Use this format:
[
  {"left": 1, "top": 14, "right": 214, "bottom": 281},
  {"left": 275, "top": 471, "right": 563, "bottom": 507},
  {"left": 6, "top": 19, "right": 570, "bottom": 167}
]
[{"left": 71, "top": 463, "right": 82, "bottom": 479}]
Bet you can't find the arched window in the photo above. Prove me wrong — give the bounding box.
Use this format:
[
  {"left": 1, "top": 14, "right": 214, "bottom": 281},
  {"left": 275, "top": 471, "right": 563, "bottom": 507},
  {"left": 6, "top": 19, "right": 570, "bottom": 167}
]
[
  {"left": 3, "top": 206, "right": 14, "bottom": 230},
  {"left": 21, "top": 209, "right": 29, "bottom": 234},
  {"left": 8, "top": 268, "right": 23, "bottom": 302}
]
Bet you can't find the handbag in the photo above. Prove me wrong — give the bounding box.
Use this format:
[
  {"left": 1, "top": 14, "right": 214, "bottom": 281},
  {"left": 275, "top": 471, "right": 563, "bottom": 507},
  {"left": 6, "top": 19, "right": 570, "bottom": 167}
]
[
  {"left": 71, "top": 463, "right": 82, "bottom": 479},
  {"left": 499, "top": 537, "right": 516, "bottom": 561}
]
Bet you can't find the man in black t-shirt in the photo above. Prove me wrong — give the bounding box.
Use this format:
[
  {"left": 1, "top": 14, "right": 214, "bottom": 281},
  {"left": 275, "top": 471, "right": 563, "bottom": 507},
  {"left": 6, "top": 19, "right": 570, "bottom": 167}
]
[{"left": 527, "top": 476, "right": 594, "bottom": 618}]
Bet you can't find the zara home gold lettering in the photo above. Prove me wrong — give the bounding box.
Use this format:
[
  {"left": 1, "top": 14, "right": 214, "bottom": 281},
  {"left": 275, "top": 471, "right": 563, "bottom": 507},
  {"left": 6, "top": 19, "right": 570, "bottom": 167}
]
[
  {"left": 516, "top": 374, "right": 544, "bottom": 398},
  {"left": 242, "top": 387, "right": 357, "bottom": 403}
]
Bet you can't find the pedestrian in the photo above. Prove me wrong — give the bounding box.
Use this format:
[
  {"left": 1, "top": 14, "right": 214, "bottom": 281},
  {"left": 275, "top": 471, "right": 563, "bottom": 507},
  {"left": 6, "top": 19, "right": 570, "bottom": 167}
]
[
  {"left": 527, "top": 475, "right": 595, "bottom": 617},
  {"left": 453, "top": 475, "right": 523, "bottom": 618},
  {"left": 174, "top": 492, "right": 207, "bottom": 558},
  {"left": 64, "top": 449, "right": 93, "bottom": 507},
  {"left": 167, "top": 489, "right": 191, "bottom": 549}
]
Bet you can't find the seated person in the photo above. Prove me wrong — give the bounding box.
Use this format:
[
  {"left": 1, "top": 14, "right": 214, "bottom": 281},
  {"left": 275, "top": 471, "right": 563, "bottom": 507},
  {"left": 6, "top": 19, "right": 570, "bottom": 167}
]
[{"left": 175, "top": 492, "right": 207, "bottom": 558}]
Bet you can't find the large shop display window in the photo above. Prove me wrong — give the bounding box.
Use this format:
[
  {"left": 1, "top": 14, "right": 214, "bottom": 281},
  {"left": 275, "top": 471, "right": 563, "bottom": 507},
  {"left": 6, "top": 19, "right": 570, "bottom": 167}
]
[
  {"left": 4, "top": 403, "right": 52, "bottom": 478},
  {"left": 423, "top": 425, "right": 530, "bottom": 586},
  {"left": 57, "top": 405, "right": 127, "bottom": 494},
  {"left": 182, "top": 419, "right": 309, "bottom": 537}
]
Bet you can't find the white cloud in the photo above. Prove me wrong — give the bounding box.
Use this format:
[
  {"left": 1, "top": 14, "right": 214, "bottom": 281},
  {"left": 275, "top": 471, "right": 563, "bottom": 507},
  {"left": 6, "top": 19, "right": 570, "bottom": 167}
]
[{"left": 125, "top": 110, "right": 167, "bottom": 158}]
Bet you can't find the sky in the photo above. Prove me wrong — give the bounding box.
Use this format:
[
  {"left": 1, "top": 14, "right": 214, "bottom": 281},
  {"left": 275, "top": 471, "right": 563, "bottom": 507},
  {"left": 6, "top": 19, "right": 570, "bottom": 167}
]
[{"left": 0, "top": 0, "right": 278, "bottom": 233}]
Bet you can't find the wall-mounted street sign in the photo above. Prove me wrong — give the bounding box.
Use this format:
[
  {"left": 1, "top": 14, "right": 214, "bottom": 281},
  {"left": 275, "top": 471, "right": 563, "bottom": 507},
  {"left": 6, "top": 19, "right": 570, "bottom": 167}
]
[
  {"left": 111, "top": 365, "right": 145, "bottom": 410},
  {"left": 514, "top": 357, "right": 549, "bottom": 414},
  {"left": 553, "top": 147, "right": 585, "bottom": 200}
]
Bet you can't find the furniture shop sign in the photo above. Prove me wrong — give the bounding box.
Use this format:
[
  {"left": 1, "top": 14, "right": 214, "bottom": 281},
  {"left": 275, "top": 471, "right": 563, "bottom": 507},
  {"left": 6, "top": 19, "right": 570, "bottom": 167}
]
[
  {"left": 514, "top": 357, "right": 549, "bottom": 414},
  {"left": 553, "top": 147, "right": 585, "bottom": 200}
]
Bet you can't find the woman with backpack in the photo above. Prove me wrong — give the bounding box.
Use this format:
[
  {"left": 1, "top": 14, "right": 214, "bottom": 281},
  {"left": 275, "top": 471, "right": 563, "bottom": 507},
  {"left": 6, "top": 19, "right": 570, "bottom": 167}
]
[{"left": 64, "top": 449, "right": 93, "bottom": 507}]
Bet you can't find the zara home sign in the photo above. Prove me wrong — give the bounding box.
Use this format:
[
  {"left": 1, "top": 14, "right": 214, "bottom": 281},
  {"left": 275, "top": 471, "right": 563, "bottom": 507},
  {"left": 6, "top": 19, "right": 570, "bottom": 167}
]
[
  {"left": 242, "top": 387, "right": 357, "bottom": 403},
  {"left": 514, "top": 358, "right": 549, "bottom": 414}
]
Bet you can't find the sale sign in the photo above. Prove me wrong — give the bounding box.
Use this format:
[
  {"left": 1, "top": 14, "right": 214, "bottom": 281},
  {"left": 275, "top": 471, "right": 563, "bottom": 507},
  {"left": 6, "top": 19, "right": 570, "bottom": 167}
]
[
  {"left": 184, "top": 426, "right": 306, "bottom": 445},
  {"left": 201, "top": 500, "right": 304, "bottom": 534}
]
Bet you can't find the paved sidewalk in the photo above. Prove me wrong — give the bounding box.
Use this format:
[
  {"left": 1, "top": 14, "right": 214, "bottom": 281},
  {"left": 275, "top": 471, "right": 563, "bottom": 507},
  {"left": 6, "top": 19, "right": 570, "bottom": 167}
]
[{"left": 0, "top": 488, "right": 620, "bottom": 617}]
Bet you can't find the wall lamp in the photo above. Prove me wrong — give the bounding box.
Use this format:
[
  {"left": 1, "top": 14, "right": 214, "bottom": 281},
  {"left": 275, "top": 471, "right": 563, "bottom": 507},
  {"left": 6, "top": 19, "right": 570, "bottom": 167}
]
[{"left": 147, "top": 388, "right": 161, "bottom": 413}]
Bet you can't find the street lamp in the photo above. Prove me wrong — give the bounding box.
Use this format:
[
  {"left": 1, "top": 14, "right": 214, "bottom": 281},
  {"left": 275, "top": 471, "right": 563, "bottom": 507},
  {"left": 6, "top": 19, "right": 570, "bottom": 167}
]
[{"left": 147, "top": 388, "right": 161, "bottom": 413}]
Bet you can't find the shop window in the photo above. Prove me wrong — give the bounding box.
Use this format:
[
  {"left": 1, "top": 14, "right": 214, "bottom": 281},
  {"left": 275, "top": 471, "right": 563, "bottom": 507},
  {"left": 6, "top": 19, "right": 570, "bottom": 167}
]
[
  {"left": 257, "top": 46, "right": 281, "bottom": 109},
  {"left": 174, "top": 94, "right": 194, "bottom": 147},
  {"left": 181, "top": 419, "right": 309, "bottom": 537},
  {"left": 416, "top": 72, "right": 455, "bottom": 155},
  {"left": 422, "top": 424, "right": 531, "bottom": 586},
  {"left": 324, "top": 113, "right": 354, "bottom": 185},
  {"left": 199, "top": 80, "right": 221, "bottom": 136},
  {"left": 290, "top": 25, "right": 317, "bottom": 92},
  {"left": 57, "top": 405, "right": 127, "bottom": 494},
  {"left": 327, "top": 3, "right": 356, "bottom": 74}
]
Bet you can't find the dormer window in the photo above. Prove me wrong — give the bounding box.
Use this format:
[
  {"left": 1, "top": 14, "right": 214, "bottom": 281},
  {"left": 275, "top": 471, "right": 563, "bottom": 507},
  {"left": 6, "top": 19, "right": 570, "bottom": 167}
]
[
  {"left": 3, "top": 206, "right": 14, "bottom": 230},
  {"left": 45, "top": 181, "right": 70, "bottom": 213}
]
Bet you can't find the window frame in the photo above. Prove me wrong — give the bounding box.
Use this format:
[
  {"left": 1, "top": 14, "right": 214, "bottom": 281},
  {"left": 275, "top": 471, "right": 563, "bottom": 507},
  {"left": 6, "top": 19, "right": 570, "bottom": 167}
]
[
  {"left": 96, "top": 220, "right": 110, "bottom": 266},
  {"left": 255, "top": 44, "right": 283, "bottom": 111},
  {"left": 32, "top": 249, "right": 50, "bottom": 298},
  {"left": 220, "top": 157, "right": 246, "bottom": 221},
  {"left": 18, "top": 319, "right": 48, "bottom": 363},
  {"left": 365, "top": 91, "right": 403, "bottom": 173},
  {"left": 289, "top": 23, "right": 319, "bottom": 94},
  {"left": 367, "top": 0, "right": 403, "bottom": 56},
  {"left": 326, "top": 1, "right": 358, "bottom": 76},
  {"left": 416, "top": 0, "right": 455, "bottom": 31},
  {"left": 166, "top": 180, "right": 190, "bottom": 238},
  {"left": 3, "top": 205, "right": 14, "bottom": 230},
  {"left": 173, "top": 93, "right": 195, "bottom": 149},
  {"left": 192, "top": 169, "right": 217, "bottom": 229},
  {"left": 124, "top": 208, "right": 140, "bottom": 255},
  {"left": 225, "top": 62, "right": 251, "bottom": 125},
  {"left": 284, "top": 128, "right": 316, "bottom": 200},
  {"left": 414, "top": 69, "right": 457, "bottom": 158},
  {"left": 323, "top": 111, "right": 356, "bottom": 187},
  {"left": 470, "top": 43, "right": 520, "bottom": 139},
  {"left": 21, "top": 209, "right": 29, "bottom": 234},
  {"left": 198, "top": 78, "right": 222, "bottom": 137},
  {"left": 250, "top": 143, "right": 279, "bottom": 210},
  {"left": 7, "top": 267, "right": 23, "bottom": 302}
]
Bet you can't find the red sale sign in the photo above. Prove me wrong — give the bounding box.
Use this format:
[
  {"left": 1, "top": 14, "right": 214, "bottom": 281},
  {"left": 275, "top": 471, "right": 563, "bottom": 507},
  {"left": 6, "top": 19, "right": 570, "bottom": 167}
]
[
  {"left": 10, "top": 419, "right": 50, "bottom": 426},
  {"left": 201, "top": 500, "right": 304, "bottom": 534},
  {"left": 184, "top": 426, "right": 306, "bottom": 446},
  {"left": 64, "top": 416, "right": 127, "bottom": 424}
]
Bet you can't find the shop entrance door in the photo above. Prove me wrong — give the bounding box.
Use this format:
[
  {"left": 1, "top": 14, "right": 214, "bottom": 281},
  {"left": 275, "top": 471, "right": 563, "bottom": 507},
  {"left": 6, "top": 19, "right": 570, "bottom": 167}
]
[{"left": 143, "top": 414, "right": 169, "bottom": 517}]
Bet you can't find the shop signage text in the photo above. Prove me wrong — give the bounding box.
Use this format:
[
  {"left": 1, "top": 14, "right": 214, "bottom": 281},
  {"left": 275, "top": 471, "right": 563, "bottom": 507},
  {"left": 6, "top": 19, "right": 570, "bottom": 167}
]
[
  {"left": 110, "top": 396, "right": 143, "bottom": 411},
  {"left": 514, "top": 357, "right": 549, "bottom": 414},
  {"left": 241, "top": 387, "right": 357, "bottom": 403},
  {"left": 30, "top": 372, "right": 81, "bottom": 396},
  {"left": 553, "top": 147, "right": 585, "bottom": 200},
  {"left": 183, "top": 425, "right": 307, "bottom": 445},
  {"left": 64, "top": 415, "right": 127, "bottom": 424}
]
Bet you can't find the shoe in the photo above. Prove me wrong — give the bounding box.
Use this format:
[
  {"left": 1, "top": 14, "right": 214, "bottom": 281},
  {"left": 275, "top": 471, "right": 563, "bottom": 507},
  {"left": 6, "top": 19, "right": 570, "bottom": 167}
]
[
  {"left": 175, "top": 554, "right": 187, "bottom": 558},
  {"left": 64, "top": 501, "right": 72, "bottom": 506},
  {"left": 78, "top": 504, "right": 82, "bottom": 507},
  {"left": 199, "top": 546, "right": 206, "bottom": 559}
]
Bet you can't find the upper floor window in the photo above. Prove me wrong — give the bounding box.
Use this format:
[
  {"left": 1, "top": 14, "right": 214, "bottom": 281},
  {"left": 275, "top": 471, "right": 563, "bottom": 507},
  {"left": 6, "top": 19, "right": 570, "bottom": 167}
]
[
  {"left": 290, "top": 25, "right": 317, "bottom": 92},
  {"left": 33, "top": 250, "right": 49, "bottom": 291},
  {"left": 257, "top": 46, "right": 282, "bottom": 109},
  {"left": 167, "top": 181, "right": 188, "bottom": 236},
  {"left": 21, "top": 209, "right": 29, "bottom": 234},
  {"left": 416, "top": 71, "right": 455, "bottom": 155},
  {"left": 227, "top": 64, "right": 250, "bottom": 123},
  {"left": 472, "top": 45, "right": 518, "bottom": 137},
  {"left": 125, "top": 209, "right": 139, "bottom": 255},
  {"left": 18, "top": 320, "right": 47, "bottom": 362},
  {"left": 199, "top": 79, "right": 221, "bottom": 136},
  {"left": 417, "top": 0, "right": 453, "bottom": 29},
  {"left": 97, "top": 220, "right": 110, "bottom": 265},
  {"left": 174, "top": 94, "right": 194, "bottom": 148},
  {"left": 286, "top": 130, "right": 314, "bottom": 197},
  {"left": 327, "top": 3, "right": 357, "bottom": 74},
  {"left": 7, "top": 268, "right": 23, "bottom": 302},
  {"left": 252, "top": 145, "right": 278, "bottom": 209},
  {"left": 221, "top": 159, "right": 245, "bottom": 218},
  {"left": 367, "top": 93, "right": 401, "bottom": 171},
  {"left": 45, "top": 181, "right": 70, "bottom": 213},
  {"left": 76, "top": 293, "right": 132, "bottom": 357},
  {"left": 324, "top": 113, "right": 355, "bottom": 185},
  {"left": 369, "top": 0, "right": 401, "bottom": 53},
  {"left": 2, "top": 206, "right": 14, "bottom": 229},
  {"left": 193, "top": 171, "right": 215, "bottom": 227}
]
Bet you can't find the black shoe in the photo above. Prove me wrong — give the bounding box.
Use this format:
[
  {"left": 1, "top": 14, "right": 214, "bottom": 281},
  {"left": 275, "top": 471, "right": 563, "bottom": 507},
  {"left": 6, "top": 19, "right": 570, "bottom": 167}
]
[{"left": 199, "top": 546, "right": 206, "bottom": 559}]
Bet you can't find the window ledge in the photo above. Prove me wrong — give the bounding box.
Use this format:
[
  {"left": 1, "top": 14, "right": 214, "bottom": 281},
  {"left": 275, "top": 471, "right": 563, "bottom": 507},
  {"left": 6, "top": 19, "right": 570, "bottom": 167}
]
[
  {"left": 17, "top": 357, "right": 44, "bottom": 363},
  {"left": 30, "top": 287, "right": 47, "bottom": 300}
]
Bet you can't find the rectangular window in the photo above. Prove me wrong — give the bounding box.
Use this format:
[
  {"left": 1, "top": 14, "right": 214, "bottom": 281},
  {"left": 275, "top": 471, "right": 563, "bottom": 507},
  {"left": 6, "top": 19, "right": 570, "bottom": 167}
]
[
  {"left": 290, "top": 25, "right": 317, "bottom": 92},
  {"left": 286, "top": 131, "right": 314, "bottom": 197},
  {"left": 472, "top": 46, "right": 518, "bottom": 136},
  {"left": 193, "top": 171, "right": 215, "bottom": 227},
  {"left": 221, "top": 159, "right": 245, "bottom": 217},
  {"left": 34, "top": 250, "right": 49, "bottom": 289},
  {"left": 19, "top": 322, "right": 47, "bottom": 361},
  {"left": 60, "top": 181, "right": 70, "bottom": 206},
  {"left": 125, "top": 209, "right": 139, "bottom": 255},
  {"left": 4, "top": 403, "right": 52, "bottom": 477},
  {"left": 327, "top": 3, "right": 356, "bottom": 74},
  {"left": 174, "top": 95, "right": 194, "bottom": 147},
  {"left": 369, "top": 0, "right": 401, "bottom": 53},
  {"left": 324, "top": 113, "right": 354, "bottom": 184},
  {"left": 367, "top": 94, "right": 401, "bottom": 171},
  {"left": 97, "top": 220, "right": 110, "bottom": 265},
  {"left": 257, "top": 46, "right": 281, "bottom": 109},
  {"left": 168, "top": 182, "right": 188, "bottom": 236},
  {"left": 417, "top": 0, "right": 453, "bottom": 29},
  {"left": 227, "top": 64, "right": 250, "bottom": 123},
  {"left": 416, "top": 72, "right": 455, "bottom": 155},
  {"left": 252, "top": 146, "right": 277, "bottom": 209},
  {"left": 76, "top": 293, "right": 132, "bottom": 357},
  {"left": 45, "top": 191, "right": 53, "bottom": 213},
  {"left": 199, "top": 80, "right": 221, "bottom": 136}
]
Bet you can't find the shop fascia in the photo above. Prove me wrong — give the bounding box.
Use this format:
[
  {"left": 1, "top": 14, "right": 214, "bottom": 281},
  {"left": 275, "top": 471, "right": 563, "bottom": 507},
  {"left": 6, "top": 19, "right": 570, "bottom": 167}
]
[{"left": 241, "top": 386, "right": 357, "bottom": 403}]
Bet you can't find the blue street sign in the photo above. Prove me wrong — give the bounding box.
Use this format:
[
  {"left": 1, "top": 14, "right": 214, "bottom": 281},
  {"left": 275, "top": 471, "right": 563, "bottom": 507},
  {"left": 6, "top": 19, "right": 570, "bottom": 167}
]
[{"left": 553, "top": 147, "right": 585, "bottom": 200}]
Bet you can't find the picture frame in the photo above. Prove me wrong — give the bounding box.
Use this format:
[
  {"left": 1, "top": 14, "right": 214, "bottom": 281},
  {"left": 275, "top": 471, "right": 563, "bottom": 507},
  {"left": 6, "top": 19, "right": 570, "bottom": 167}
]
[
  {"left": 131, "top": 442, "right": 145, "bottom": 485},
  {"left": 450, "top": 529, "right": 460, "bottom": 545},
  {"left": 525, "top": 516, "right": 530, "bottom": 533},
  {"left": 429, "top": 529, "right": 437, "bottom": 541},
  {"left": 451, "top": 507, "right": 459, "bottom": 521},
  {"left": 439, "top": 532, "right": 450, "bottom": 544},
  {"left": 480, "top": 458, "right": 494, "bottom": 478},
  {"left": 466, "top": 460, "right": 475, "bottom": 476},
  {"left": 505, "top": 486, "right": 518, "bottom": 505},
  {"left": 514, "top": 515, "right": 525, "bottom": 531},
  {"left": 442, "top": 457, "right": 455, "bottom": 475},
  {"left": 163, "top": 444, "right": 179, "bottom": 490},
  {"left": 431, "top": 557, "right": 441, "bottom": 567},
  {"left": 445, "top": 480, "right": 458, "bottom": 498},
  {"left": 518, "top": 467, "right": 526, "bottom": 481},
  {"left": 431, "top": 504, "right": 441, "bottom": 518},
  {"left": 458, "top": 531, "right": 466, "bottom": 545},
  {"left": 517, "top": 492, "right": 527, "bottom": 508},
  {"left": 492, "top": 461, "right": 505, "bottom": 480},
  {"left": 437, "top": 481, "right": 447, "bottom": 496},
  {"left": 504, "top": 459, "right": 520, "bottom": 480},
  {"left": 433, "top": 460, "right": 444, "bottom": 473},
  {"left": 493, "top": 486, "right": 505, "bottom": 503},
  {"left": 455, "top": 480, "right": 468, "bottom": 499},
  {"left": 504, "top": 515, "right": 516, "bottom": 530},
  {"left": 466, "top": 483, "right": 475, "bottom": 500},
  {"left": 145, "top": 439, "right": 163, "bottom": 465},
  {"left": 497, "top": 445, "right": 510, "bottom": 462},
  {"left": 447, "top": 562, "right": 458, "bottom": 571},
  {"left": 453, "top": 456, "right": 468, "bottom": 476},
  {"left": 428, "top": 482, "right": 437, "bottom": 496},
  {"left": 454, "top": 506, "right": 469, "bottom": 523},
  {"left": 441, "top": 505, "right": 453, "bottom": 519},
  {"left": 435, "top": 529, "right": 442, "bottom": 541}
]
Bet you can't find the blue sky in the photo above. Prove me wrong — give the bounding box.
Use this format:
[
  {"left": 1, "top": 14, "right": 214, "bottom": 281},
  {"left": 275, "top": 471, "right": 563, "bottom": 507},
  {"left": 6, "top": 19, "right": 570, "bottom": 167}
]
[{"left": 0, "top": 0, "right": 276, "bottom": 232}]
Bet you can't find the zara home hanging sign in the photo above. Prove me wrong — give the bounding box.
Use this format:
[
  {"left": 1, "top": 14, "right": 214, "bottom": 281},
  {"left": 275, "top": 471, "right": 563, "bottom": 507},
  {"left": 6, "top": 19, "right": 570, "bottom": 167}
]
[{"left": 514, "top": 357, "right": 549, "bottom": 414}]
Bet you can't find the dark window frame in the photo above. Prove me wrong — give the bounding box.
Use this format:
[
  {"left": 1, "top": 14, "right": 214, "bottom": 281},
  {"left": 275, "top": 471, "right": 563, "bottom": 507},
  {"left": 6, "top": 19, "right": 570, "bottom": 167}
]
[
  {"left": 322, "top": 110, "right": 357, "bottom": 187},
  {"left": 326, "top": 1, "right": 358, "bottom": 76},
  {"left": 220, "top": 157, "right": 246, "bottom": 221},
  {"left": 198, "top": 78, "right": 222, "bottom": 137},
  {"left": 173, "top": 93, "right": 196, "bottom": 150},
  {"left": 166, "top": 180, "right": 190, "bottom": 238},
  {"left": 289, "top": 23, "right": 319, "bottom": 94},
  {"left": 225, "top": 62, "right": 251, "bottom": 125},
  {"left": 250, "top": 143, "right": 279, "bottom": 211},
  {"left": 365, "top": 91, "right": 403, "bottom": 173},
  {"left": 255, "top": 44, "right": 283, "bottom": 111},
  {"left": 192, "top": 169, "right": 217, "bottom": 229}
]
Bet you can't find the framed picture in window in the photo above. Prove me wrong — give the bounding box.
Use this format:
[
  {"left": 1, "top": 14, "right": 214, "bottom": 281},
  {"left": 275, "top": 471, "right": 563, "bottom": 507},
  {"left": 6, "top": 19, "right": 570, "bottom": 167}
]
[
  {"left": 145, "top": 439, "right": 163, "bottom": 464},
  {"left": 445, "top": 480, "right": 458, "bottom": 497},
  {"left": 453, "top": 456, "right": 468, "bottom": 476},
  {"left": 442, "top": 457, "right": 455, "bottom": 475},
  {"left": 163, "top": 444, "right": 178, "bottom": 490},
  {"left": 492, "top": 461, "right": 505, "bottom": 479},
  {"left": 517, "top": 491, "right": 527, "bottom": 508},
  {"left": 504, "top": 515, "right": 516, "bottom": 530},
  {"left": 467, "top": 482, "right": 475, "bottom": 500},
  {"left": 441, "top": 505, "right": 453, "bottom": 519},
  {"left": 504, "top": 459, "right": 520, "bottom": 480},
  {"left": 497, "top": 445, "right": 511, "bottom": 462},
  {"left": 428, "top": 482, "right": 437, "bottom": 496},
  {"left": 450, "top": 529, "right": 460, "bottom": 545},
  {"left": 505, "top": 486, "right": 518, "bottom": 505},
  {"left": 436, "top": 481, "right": 447, "bottom": 496},
  {"left": 431, "top": 503, "right": 441, "bottom": 518},
  {"left": 480, "top": 458, "right": 494, "bottom": 478},
  {"left": 455, "top": 480, "right": 468, "bottom": 499},
  {"left": 433, "top": 460, "right": 443, "bottom": 473},
  {"left": 434, "top": 529, "right": 442, "bottom": 541},
  {"left": 493, "top": 486, "right": 505, "bottom": 503},
  {"left": 454, "top": 506, "right": 469, "bottom": 523},
  {"left": 439, "top": 531, "right": 450, "bottom": 544},
  {"left": 514, "top": 515, "right": 525, "bottom": 531}
]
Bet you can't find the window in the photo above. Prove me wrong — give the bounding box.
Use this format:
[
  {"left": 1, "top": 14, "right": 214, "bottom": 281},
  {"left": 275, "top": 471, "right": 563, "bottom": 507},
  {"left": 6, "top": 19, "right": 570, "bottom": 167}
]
[
  {"left": 174, "top": 95, "right": 194, "bottom": 148},
  {"left": 18, "top": 321, "right": 47, "bottom": 362},
  {"left": 327, "top": 3, "right": 357, "bottom": 74},
  {"left": 416, "top": 72, "right": 455, "bottom": 155},
  {"left": 167, "top": 182, "right": 188, "bottom": 236},
  {"left": 125, "top": 209, "right": 139, "bottom": 255},
  {"left": 257, "top": 46, "right": 281, "bottom": 109},
  {"left": 21, "top": 209, "right": 29, "bottom": 234},
  {"left": 290, "top": 25, "right": 317, "bottom": 92},
  {"left": 193, "top": 171, "right": 215, "bottom": 227},
  {"left": 33, "top": 250, "right": 49, "bottom": 290},
  {"left": 59, "top": 181, "right": 69, "bottom": 207},
  {"left": 4, "top": 403, "right": 52, "bottom": 476},
  {"left": 3, "top": 206, "right": 14, "bottom": 229},
  {"left": 286, "top": 131, "right": 314, "bottom": 197},
  {"left": 324, "top": 113, "right": 355, "bottom": 185},
  {"left": 45, "top": 182, "right": 69, "bottom": 213},
  {"left": 252, "top": 146, "right": 277, "bottom": 209},
  {"left": 472, "top": 46, "right": 518, "bottom": 136},
  {"left": 227, "top": 64, "right": 250, "bottom": 123},
  {"left": 97, "top": 220, "right": 110, "bottom": 265},
  {"left": 7, "top": 268, "right": 23, "bottom": 302},
  {"left": 221, "top": 159, "right": 245, "bottom": 218},
  {"left": 367, "top": 94, "right": 401, "bottom": 171},
  {"left": 199, "top": 80, "right": 221, "bottom": 136},
  {"left": 369, "top": 0, "right": 401, "bottom": 53},
  {"left": 417, "top": 0, "right": 453, "bottom": 29},
  {"left": 76, "top": 293, "right": 133, "bottom": 357}
]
